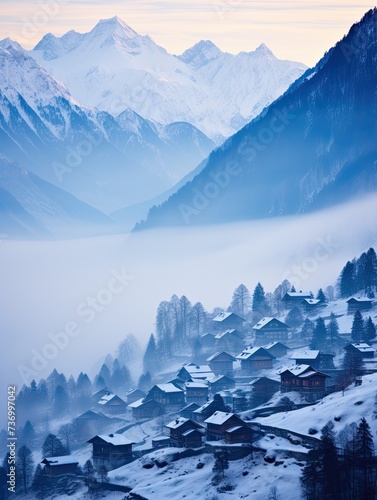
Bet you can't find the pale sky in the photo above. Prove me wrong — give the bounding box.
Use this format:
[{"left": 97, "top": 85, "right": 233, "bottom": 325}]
[{"left": 0, "top": 1, "right": 374, "bottom": 66}]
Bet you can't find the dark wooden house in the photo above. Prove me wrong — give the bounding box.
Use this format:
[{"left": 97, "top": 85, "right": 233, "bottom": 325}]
[
  {"left": 129, "top": 398, "right": 165, "bottom": 419},
  {"left": 74, "top": 410, "right": 111, "bottom": 439},
  {"left": 253, "top": 317, "right": 290, "bottom": 344},
  {"left": 180, "top": 402, "right": 200, "bottom": 419},
  {"left": 236, "top": 347, "right": 275, "bottom": 373},
  {"left": 87, "top": 434, "right": 134, "bottom": 470},
  {"left": 185, "top": 381, "right": 209, "bottom": 405},
  {"left": 347, "top": 298, "right": 373, "bottom": 315},
  {"left": 301, "top": 298, "right": 325, "bottom": 315},
  {"left": 344, "top": 343, "right": 375, "bottom": 359},
  {"left": 263, "top": 342, "right": 289, "bottom": 358},
  {"left": 146, "top": 383, "right": 185, "bottom": 409},
  {"left": 281, "top": 291, "right": 312, "bottom": 310},
  {"left": 98, "top": 394, "right": 127, "bottom": 414},
  {"left": 279, "top": 365, "right": 330, "bottom": 400},
  {"left": 125, "top": 388, "right": 146, "bottom": 406},
  {"left": 41, "top": 456, "right": 79, "bottom": 476},
  {"left": 165, "top": 417, "right": 204, "bottom": 447},
  {"left": 290, "top": 349, "right": 321, "bottom": 369},
  {"left": 213, "top": 312, "right": 245, "bottom": 331},
  {"left": 91, "top": 388, "right": 111, "bottom": 403},
  {"left": 249, "top": 377, "right": 280, "bottom": 394},
  {"left": 214, "top": 329, "right": 245, "bottom": 354},
  {"left": 204, "top": 411, "right": 246, "bottom": 441},
  {"left": 207, "top": 351, "right": 236, "bottom": 376},
  {"left": 193, "top": 399, "right": 225, "bottom": 422},
  {"left": 209, "top": 375, "right": 236, "bottom": 394},
  {"left": 225, "top": 425, "right": 254, "bottom": 444}
]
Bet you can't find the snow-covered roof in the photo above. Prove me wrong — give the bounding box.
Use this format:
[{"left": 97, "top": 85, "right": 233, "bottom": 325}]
[
  {"left": 128, "top": 398, "right": 146, "bottom": 408},
  {"left": 214, "top": 329, "right": 241, "bottom": 339},
  {"left": 206, "top": 351, "right": 236, "bottom": 362},
  {"left": 290, "top": 349, "right": 320, "bottom": 360},
  {"left": 262, "top": 342, "right": 289, "bottom": 350},
  {"left": 182, "top": 428, "right": 204, "bottom": 437},
  {"left": 126, "top": 388, "right": 145, "bottom": 396},
  {"left": 249, "top": 376, "right": 280, "bottom": 386},
  {"left": 253, "top": 317, "right": 289, "bottom": 330},
  {"left": 180, "top": 402, "right": 200, "bottom": 411},
  {"left": 283, "top": 292, "right": 311, "bottom": 298},
  {"left": 279, "top": 364, "right": 329, "bottom": 378},
  {"left": 236, "top": 346, "right": 274, "bottom": 360},
  {"left": 98, "top": 393, "right": 125, "bottom": 405},
  {"left": 204, "top": 410, "right": 237, "bottom": 425},
  {"left": 156, "top": 383, "right": 184, "bottom": 393},
  {"left": 346, "top": 297, "right": 372, "bottom": 303},
  {"left": 208, "top": 374, "right": 235, "bottom": 384},
  {"left": 181, "top": 364, "right": 213, "bottom": 376},
  {"left": 185, "top": 381, "right": 209, "bottom": 389},
  {"left": 347, "top": 343, "right": 375, "bottom": 353},
  {"left": 166, "top": 417, "right": 189, "bottom": 429},
  {"left": 225, "top": 426, "right": 246, "bottom": 434},
  {"left": 213, "top": 312, "right": 244, "bottom": 322},
  {"left": 89, "top": 434, "right": 134, "bottom": 445},
  {"left": 42, "top": 456, "right": 78, "bottom": 466},
  {"left": 302, "top": 299, "right": 322, "bottom": 305}
]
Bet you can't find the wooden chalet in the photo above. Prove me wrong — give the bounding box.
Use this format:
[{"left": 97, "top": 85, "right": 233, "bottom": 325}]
[
  {"left": 87, "top": 434, "right": 134, "bottom": 471},
  {"left": 214, "top": 329, "right": 245, "bottom": 354},
  {"left": 185, "top": 381, "right": 209, "bottom": 405},
  {"left": 91, "top": 388, "right": 111, "bottom": 403},
  {"left": 347, "top": 298, "right": 373, "bottom": 314},
  {"left": 344, "top": 343, "right": 375, "bottom": 359},
  {"left": 290, "top": 349, "right": 321, "bottom": 369},
  {"left": 125, "top": 388, "right": 146, "bottom": 405},
  {"left": 207, "top": 351, "right": 236, "bottom": 376},
  {"left": 74, "top": 410, "right": 111, "bottom": 438},
  {"left": 236, "top": 346, "right": 275, "bottom": 373},
  {"left": 177, "top": 363, "right": 214, "bottom": 382},
  {"left": 225, "top": 425, "right": 253, "bottom": 444},
  {"left": 180, "top": 402, "right": 200, "bottom": 419},
  {"left": 213, "top": 311, "right": 245, "bottom": 331},
  {"left": 208, "top": 375, "right": 236, "bottom": 394},
  {"left": 41, "top": 456, "right": 78, "bottom": 476},
  {"left": 204, "top": 411, "right": 246, "bottom": 441},
  {"left": 146, "top": 383, "right": 185, "bottom": 409},
  {"left": 263, "top": 342, "right": 289, "bottom": 358},
  {"left": 165, "top": 417, "right": 205, "bottom": 447},
  {"left": 301, "top": 298, "right": 325, "bottom": 315},
  {"left": 253, "top": 317, "right": 290, "bottom": 344},
  {"left": 129, "top": 398, "right": 165, "bottom": 419},
  {"left": 279, "top": 365, "right": 330, "bottom": 400},
  {"left": 249, "top": 377, "right": 280, "bottom": 394},
  {"left": 281, "top": 291, "right": 312, "bottom": 309},
  {"left": 97, "top": 394, "right": 127, "bottom": 414},
  {"left": 193, "top": 399, "right": 224, "bottom": 422}
]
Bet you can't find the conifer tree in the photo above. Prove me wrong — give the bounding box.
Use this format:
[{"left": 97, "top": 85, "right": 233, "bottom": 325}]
[
  {"left": 351, "top": 310, "right": 364, "bottom": 342},
  {"left": 310, "top": 317, "right": 327, "bottom": 350},
  {"left": 143, "top": 334, "right": 158, "bottom": 374},
  {"left": 363, "top": 317, "right": 376, "bottom": 343}
]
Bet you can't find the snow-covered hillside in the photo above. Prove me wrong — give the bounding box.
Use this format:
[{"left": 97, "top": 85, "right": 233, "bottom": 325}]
[{"left": 30, "top": 16, "right": 307, "bottom": 141}]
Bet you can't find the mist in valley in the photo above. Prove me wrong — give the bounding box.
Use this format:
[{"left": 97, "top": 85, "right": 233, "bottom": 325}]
[{"left": 0, "top": 192, "right": 376, "bottom": 426}]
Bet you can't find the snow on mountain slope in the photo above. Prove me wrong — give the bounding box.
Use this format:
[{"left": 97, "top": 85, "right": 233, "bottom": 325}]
[
  {"left": 0, "top": 45, "right": 214, "bottom": 215},
  {"left": 30, "top": 16, "right": 307, "bottom": 141}
]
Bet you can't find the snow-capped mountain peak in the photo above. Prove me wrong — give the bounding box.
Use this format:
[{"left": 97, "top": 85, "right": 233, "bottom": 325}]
[
  {"left": 178, "top": 40, "right": 223, "bottom": 69},
  {"left": 0, "top": 37, "right": 23, "bottom": 51}
]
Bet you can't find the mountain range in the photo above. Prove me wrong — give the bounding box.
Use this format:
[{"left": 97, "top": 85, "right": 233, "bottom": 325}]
[
  {"left": 137, "top": 8, "right": 377, "bottom": 229},
  {"left": 31, "top": 16, "right": 307, "bottom": 142}
]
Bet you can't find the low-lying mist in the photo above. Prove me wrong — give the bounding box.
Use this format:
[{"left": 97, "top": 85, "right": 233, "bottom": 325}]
[{"left": 1, "top": 193, "right": 376, "bottom": 423}]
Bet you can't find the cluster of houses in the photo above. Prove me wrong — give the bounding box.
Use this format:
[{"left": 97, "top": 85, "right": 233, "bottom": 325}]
[{"left": 39, "top": 293, "right": 376, "bottom": 477}]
